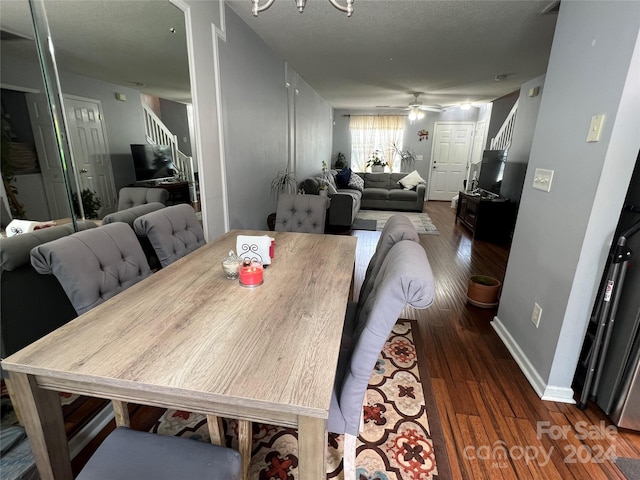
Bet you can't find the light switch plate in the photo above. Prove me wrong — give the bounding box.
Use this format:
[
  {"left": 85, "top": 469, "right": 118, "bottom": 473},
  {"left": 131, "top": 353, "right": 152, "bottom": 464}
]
[
  {"left": 532, "top": 302, "right": 542, "bottom": 328},
  {"left": 415, "top": 154, "right": 423, "bottom": 161},
  {"left": 587, "top": 114, "right": 605, "bottom": 142},
  {"left": 533, "top": 168, "right": 554, "bottom": 192}
]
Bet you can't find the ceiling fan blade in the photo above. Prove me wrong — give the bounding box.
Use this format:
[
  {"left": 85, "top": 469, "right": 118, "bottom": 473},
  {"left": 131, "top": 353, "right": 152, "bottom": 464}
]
[{"left": 420, "top": 105, "right": 445, "bottom": 113}]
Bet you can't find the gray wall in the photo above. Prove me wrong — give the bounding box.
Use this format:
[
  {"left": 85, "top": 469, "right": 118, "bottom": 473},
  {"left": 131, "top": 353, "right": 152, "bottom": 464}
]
[
  {"left": 293, "top": 74, "right": 333, "bottom": 181},
  {"left": 159, "top": 98, "right": 192, "bottom": 157},
  {"left": 494, "top": 1, "right": 640, "bottom": 402},
  {"left": 219, "top": 6, "right": 288, "bottom": 230},
  {"left": 1, "top": 52, "right": 147, "bottom": 193},
  {"left": 331, "top": 107, "right": 480, "bottom": 188},
  {"left": 219, "top": 6, "right": 332, "bottom": 230},
  {"left": 487, "top": 90, "right": 519, "bottom": 145},
  {"left": 500, "top": 74, "right": 545, "bottom": 202}
]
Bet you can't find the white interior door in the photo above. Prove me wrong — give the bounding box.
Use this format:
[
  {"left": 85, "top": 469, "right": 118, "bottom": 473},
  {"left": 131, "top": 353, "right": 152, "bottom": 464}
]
[
  {"left": 25, "top": 93, "right": 70, "bottom": 219},
  {"left": 64, "top": 96, "right": 116, "bottom": 217},
  {"left": 428, "top": 122, "right": 474, "bottom": 201}
]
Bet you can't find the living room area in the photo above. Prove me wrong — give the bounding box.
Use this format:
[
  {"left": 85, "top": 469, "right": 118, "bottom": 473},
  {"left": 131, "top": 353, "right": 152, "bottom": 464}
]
[{"left": 1, "top": 1, "right": 640, "bottom": 479}]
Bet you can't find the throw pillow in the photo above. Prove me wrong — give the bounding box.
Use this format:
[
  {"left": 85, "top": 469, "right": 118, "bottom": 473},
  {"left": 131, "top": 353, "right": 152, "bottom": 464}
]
[
  {"left": 335, "top": 167, "right": 352, "bottom": 188},
  {"left": 398, "top": 170, "right": 427, "bottom": 190},
  {"left": 347, "top": 172, "right": 364, "bottom": 192},
  {"left": 326, "top": 183, "right": 338, "bottom": 195}
]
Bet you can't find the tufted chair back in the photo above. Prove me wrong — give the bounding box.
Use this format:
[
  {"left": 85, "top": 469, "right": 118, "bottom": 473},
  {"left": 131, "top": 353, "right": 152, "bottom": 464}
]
[
  {"left": 30, "top": 222, "right": 152, "bottom": 316},
  {"left": 328, "top": 240, "right": 434, "bottom": 436},
  {"left": 274, "top": 194, "right": 329, "bottom": 234},
  {"left": 133, "top": 203, "right": 205, "bottom": 268},
  {"left": 358, "top": 214, "right": 420, "bottom": 304},
  {"left": 117, "top": 187, "right": 169, "bottom": 210}
]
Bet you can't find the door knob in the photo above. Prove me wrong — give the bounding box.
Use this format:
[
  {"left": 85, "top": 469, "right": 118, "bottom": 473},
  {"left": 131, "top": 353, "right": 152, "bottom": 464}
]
[{"left": 80, "top": 168, "right": 88, "bottom": 173}]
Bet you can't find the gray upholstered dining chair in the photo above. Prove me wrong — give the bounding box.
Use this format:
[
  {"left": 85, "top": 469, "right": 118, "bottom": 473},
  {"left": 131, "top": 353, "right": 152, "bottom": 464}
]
[
  {"left": 76, "top": 427, "right": 242, "bottom": 480},
  {"left": 358, "top": 214, "right": 420, "bottom": 303},
  {"left": 30, "top": 222, "right": 154, "bottom": 430},
  {"left": 30, "top": 222, "right": 152, "bottom": 316},
  {"left": 117, "top": 186, "right": 169, "bottom": 210},
  {"left": 329, "top": 240, "right": 435, "bottom": 476},
  {"left": 133, "top": 203, "right": 205, "bottom": 268},
  {"left": 102, "top": 202, "right": 167, "bottom": 270},
  {"left": 274, "top": 193, "right": 330, "bottom": 234},
  {"left": 341, "top": 214, "right": 420, "bottom": 350}
]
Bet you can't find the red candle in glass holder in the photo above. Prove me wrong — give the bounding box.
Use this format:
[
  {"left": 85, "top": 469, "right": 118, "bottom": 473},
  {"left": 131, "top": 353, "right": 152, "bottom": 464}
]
[{"left": 239, "top": 262, "right": 263, "bottom": 287}]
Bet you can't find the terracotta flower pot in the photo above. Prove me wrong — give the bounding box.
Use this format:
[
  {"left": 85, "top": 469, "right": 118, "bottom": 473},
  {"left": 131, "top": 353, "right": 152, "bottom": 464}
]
[{"left": 467, "top": 275, "right": 501, "bottom": 308}]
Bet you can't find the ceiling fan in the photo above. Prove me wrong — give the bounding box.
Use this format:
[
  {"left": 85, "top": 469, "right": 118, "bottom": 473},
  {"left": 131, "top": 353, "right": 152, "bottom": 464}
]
[
  {"left": 403, "top": 93, "right": 446, "bottom": 115},
  {"left": 377, "top": 93, "right": 446, "bottom": 119}
]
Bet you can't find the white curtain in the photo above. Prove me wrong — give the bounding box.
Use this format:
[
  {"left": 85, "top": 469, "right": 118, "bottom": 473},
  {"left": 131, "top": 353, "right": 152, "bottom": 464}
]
[{"left": 349, "top": 115, "right": 405, "bottom": 172}]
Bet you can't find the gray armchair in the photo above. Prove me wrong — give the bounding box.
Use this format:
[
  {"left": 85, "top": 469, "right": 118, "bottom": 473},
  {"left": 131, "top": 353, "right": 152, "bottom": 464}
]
[
  {"left": 30, "top": 222, "right": 152, "bottom": 316},
  {"left": 274, "top": 193, "right": 329, "bottom": 234},
  {"left": 117, "top": 187, "right": 169, "bottom": 210},
  {"left": 329, "top": 240, "right": 435, "bottom": 473},
  {"left": 133, "top": 203, "right": 205, "bottom": 268},
  {"left": 77, "top": 427, "right": 242, "bottom": 480}
]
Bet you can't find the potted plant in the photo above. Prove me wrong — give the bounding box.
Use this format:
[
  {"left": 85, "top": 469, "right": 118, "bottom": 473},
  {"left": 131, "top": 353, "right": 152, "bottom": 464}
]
[
  {"left": 392, "top": 143, "right": 416, "bottom": 172},
  {"left": 268, "top": 169, "right": 298, "bottom": 230},
  {"left": 318, "top": 160, "right": 329, "bottom": 197},
  {"left": 334, "top": 152, "right": 347, "bottom": 170},
  {"left": 467, "top": 274, "right": 502, "bottom": 307},
  {"left": 366, "top": 149, "right": 388, "bottom": 172},
  {"left": 270, "top": 169, "right": 298, "bottom": 201},
  {"left": 72, "top": 188, "right": 102, "bottom": 219}
]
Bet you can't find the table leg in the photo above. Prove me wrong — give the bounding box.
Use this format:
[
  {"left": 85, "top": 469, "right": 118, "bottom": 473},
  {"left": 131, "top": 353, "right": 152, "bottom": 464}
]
[
  {"left": 8, "top": 372, "right": 73, "bottom": 480},
  {"left": 237, "top": 419, "right": 252, "bottom": 480},
  {"left": 112, "top": 400, "right": 130, "bottom": 427},
  {"left": 298, "top": 416, "right": 327, "bottom": 480}
]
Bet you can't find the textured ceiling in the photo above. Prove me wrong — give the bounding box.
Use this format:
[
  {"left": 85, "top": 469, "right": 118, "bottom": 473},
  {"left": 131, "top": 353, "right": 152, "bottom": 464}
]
[
  {"left": 226, "top": 0, "right": 559, "bottom": 109},
  {"left": 0, "top": 0, "right": 559, "bottom": 109}
]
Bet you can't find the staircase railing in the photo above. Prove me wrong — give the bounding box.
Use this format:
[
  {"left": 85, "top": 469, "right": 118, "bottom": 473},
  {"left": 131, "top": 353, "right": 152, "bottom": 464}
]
[
  {"left": 490, "top": 98, "right": 519, "bottom": 151},
  {"left": 142, "top": 104, "right": 195, "bottom": 201}
]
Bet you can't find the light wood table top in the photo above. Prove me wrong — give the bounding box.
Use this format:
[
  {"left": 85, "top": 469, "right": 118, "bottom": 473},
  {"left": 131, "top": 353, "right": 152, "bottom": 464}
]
[{"left": 2, "top": 229, "right": 357, "bottom": 479}]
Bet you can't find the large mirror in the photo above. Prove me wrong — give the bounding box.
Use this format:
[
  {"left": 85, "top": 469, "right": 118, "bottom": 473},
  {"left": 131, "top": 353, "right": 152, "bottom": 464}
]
[{"left": 1, "top": 0, "right": 198, "bottom": 229}]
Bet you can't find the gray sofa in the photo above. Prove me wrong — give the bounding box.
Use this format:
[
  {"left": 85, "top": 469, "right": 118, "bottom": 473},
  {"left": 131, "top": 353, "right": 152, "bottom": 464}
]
[
  {"left": 357, "top": 172, "right": 426, "bottom": 212},
  {"left": 301, "top": 171, "right": 425, "bottom": 228}
]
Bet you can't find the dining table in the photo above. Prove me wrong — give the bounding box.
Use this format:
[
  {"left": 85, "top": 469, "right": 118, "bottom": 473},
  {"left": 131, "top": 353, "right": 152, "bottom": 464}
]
[{"left": 1, "top": 229, "right": 357, "bottom": 479}]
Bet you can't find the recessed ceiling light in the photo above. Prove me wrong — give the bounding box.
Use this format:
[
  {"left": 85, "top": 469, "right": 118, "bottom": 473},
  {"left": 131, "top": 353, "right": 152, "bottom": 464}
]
[{"left": 494, "top": 74, "right": 507, "bottom": 82}]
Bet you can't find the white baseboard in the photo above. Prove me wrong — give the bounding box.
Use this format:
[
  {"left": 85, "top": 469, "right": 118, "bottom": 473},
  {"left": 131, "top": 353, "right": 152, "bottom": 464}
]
[{"left": 491, "top": 316, "right": 576, "bottom": 404}]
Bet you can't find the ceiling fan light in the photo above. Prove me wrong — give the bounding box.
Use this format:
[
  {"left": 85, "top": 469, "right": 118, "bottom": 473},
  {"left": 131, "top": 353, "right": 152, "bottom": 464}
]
[
  {"left": 408, "top": 110, "right": 418, "bottom": 121},
  {"left": 295, "top": 0, "right": 307, "bottom": 13},
  {"left": 417, "top": 110, "right": 425, "bottom": 120}
]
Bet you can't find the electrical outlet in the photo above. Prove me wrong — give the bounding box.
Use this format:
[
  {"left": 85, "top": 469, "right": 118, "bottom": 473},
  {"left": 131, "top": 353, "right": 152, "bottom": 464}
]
[{"left": 531, "top": 302, "right": 542, "bottom": 328}]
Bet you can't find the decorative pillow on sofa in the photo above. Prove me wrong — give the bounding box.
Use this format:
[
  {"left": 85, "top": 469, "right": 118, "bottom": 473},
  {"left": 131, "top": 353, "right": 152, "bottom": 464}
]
[
  {"left": 347, "top": 173, "right": 364, "bottom": 192},
  {"left": 335, "top": 167, "right": 352, "bottom": 188},
  {"left": 398, "top": 170, "right": 427, "bottom": 190}
]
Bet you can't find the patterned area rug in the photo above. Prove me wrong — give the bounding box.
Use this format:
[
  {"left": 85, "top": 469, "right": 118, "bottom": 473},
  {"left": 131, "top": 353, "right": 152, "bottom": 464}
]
[
  {"left": 151, "top": 320, "right": 450, "bottom": 479},
  {"left": 353, "top": 211, "right": 439, "bottom": 235}
]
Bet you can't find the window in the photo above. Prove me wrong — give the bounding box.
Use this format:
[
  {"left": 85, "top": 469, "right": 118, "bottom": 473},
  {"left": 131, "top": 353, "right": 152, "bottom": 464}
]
[{"left": 349, "top": 115, "right": 405, "bottom": 172}]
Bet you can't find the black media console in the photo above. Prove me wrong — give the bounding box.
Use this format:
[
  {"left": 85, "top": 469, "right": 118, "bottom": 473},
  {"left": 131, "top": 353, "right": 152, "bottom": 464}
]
[{"left": 455, "top": 190, "right": 517, "bottom": 244}]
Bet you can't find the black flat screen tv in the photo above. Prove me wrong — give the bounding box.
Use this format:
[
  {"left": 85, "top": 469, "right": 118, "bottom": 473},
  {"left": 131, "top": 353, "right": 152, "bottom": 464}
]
[
  {"left": 477, "top": 150, "right": 507, "bottom": 196},
  {"left": 131, "top": 144, "right": 175, "bottom": 182}
]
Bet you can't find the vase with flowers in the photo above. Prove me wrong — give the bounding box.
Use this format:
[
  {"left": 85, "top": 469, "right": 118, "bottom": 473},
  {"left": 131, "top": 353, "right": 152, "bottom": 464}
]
[{"left": 366, "top": 149, "right": 388, "bottom": 172}]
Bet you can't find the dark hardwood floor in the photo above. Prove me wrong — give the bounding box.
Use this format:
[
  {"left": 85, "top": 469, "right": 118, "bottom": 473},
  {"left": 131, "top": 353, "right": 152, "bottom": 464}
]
[
  {"left": 64, "top": 202, "right": 640, "bottom": 478},
  {"left": 408, "top": 200, "right": 640, "bottom": 480}
]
